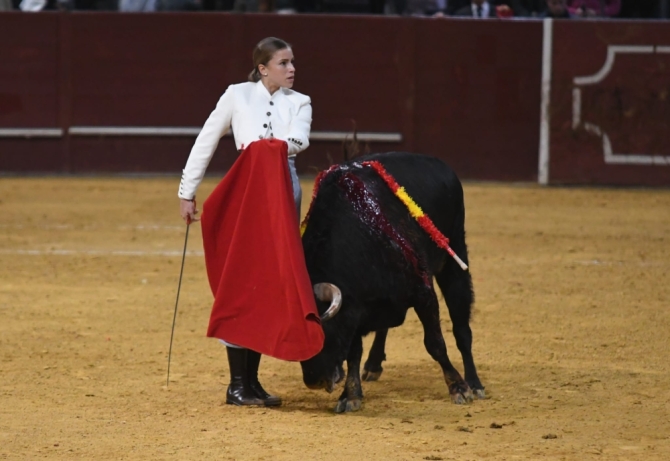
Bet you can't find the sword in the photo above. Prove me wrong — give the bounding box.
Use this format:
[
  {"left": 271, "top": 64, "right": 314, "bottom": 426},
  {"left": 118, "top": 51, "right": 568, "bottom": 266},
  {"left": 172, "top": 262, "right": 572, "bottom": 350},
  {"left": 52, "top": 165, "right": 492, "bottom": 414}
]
[{"left": 166, "top": 222, "right": 191, "bottom": 387}]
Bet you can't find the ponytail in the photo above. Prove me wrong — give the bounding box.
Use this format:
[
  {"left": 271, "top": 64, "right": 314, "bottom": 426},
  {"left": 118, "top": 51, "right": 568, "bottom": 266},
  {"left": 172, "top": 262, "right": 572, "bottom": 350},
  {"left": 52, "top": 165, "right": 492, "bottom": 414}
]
[{"left": 248, "top": 67, "right": 261, "bottom": 83}]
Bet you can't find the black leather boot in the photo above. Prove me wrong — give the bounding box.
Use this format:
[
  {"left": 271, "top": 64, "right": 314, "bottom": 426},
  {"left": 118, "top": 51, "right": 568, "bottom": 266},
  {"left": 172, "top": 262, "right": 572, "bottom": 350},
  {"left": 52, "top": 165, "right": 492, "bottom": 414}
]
[
  {"left": 226, "top": 347, "right": 264, "bottom": 406},
  {"left": 247, "top": 350, "right": 282, "bottom": 407}
]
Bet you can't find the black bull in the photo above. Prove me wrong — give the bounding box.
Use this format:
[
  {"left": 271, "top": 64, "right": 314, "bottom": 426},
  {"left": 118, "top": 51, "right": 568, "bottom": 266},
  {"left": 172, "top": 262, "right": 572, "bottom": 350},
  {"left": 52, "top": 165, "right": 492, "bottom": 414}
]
[{"left": 300, "top": 152, "right": 485, "bottom": 413}]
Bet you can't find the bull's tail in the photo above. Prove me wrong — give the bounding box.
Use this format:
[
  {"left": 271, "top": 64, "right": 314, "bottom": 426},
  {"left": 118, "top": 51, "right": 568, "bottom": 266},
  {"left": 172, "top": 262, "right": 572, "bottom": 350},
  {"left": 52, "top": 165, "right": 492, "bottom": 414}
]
[
  {"left": 447, "top": 198, "right": 469, "bottom": 272},
  {"left": 435, "top": 182, "right": 480, "bottom": 394},
  {"left": 436, "top": 183, "right": 474, "bottom": 319},
  {"left": 435, "top": 179, "right": 474, "bottom": 310}
]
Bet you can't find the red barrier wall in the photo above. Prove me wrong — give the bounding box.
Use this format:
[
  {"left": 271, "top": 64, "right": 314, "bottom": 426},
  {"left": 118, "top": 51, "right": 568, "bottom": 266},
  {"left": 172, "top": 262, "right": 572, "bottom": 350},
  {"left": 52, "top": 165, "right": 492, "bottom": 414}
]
[
  {"left": 413, "top": 20, "right": 542, "bottom": 181},
  {"left": 549, "top": 20, "right": 670, "bottom": 186},
  {"left": 0, "top": 15, "right": 59, "bottom": 128},
  {"left": 0, "top": 12, "right": 543, "bottom": 180},
  {"left": 0, "top": 14, "right": 64, "bottom": 172}
]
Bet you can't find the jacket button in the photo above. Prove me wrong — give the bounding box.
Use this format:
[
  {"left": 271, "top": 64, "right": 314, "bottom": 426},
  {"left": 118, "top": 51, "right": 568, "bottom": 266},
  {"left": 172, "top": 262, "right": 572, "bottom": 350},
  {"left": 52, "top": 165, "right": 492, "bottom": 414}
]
[
  {"left": 266, "top": 112, "right": 271, "bottom": 116},
  {"left": 263, "top": 124, "right": 268, "bottom": 128},
  {"left": 269, "top": 101, "right": 274, "bottom": 106}
]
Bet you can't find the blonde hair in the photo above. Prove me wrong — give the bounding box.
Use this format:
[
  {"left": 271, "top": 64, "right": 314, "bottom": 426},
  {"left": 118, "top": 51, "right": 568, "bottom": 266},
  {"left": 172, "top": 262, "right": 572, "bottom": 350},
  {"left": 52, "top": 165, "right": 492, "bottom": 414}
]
[{"left": 248, "top": 37, "right": 291, "bottom": 82}]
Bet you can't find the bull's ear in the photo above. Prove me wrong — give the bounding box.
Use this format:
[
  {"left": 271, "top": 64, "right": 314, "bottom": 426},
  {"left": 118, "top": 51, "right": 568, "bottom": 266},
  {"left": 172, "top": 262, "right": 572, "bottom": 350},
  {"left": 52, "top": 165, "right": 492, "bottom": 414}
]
[{"left": 313, "top": 283, "right": 342, "bottom": 321}]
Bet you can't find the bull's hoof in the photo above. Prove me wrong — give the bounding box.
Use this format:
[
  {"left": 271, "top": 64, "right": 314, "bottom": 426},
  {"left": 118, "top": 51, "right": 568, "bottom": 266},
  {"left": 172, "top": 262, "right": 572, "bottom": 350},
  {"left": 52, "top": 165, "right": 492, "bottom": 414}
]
[
  {"left": 449, "top": 383, "right": 475, "bottom": 405},
  {"left": 466, "top": 379, "right": 486, "bottom": 399},
  {"left": 473, "top": 388, "right": 486, "bottom": 400},
  {"left": 450, "top": 391, "right": 474, "bottom": 405},
  {"left": 362, "top": 369, "right": 383, "bottom": 382},
  {"left": 334, "top": 398, "right": 362, "bottom": 413}
]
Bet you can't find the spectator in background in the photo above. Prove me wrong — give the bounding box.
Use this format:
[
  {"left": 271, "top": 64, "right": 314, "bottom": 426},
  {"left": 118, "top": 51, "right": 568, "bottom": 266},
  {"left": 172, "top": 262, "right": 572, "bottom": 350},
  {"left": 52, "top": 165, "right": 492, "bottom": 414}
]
[
  {"left": 453, "top": 0, "right": 496, "bottom": 17},
  {"left": 567, "top": 0, "right": 620, "bottom": 17},
  {"left": 232, "top": 0, "right": 260, "bottom": 11},
  {"left": 18, "top": 0, "right": 48, "bottom": 9},
  {"left": 446, "top": 0, "right": 466, "bottom": 13},
  {"left": 405, "top": 0, "right": 446, "bottom": 16},
  {"left": 448, "top": 0, "right": 514, "bottom": 15},
  {"left": 541, "top": 0, "right": 570, "bottom": 16},
  {"left": 158, "top": 0, "right": 202, "bottom": 9},
  {"left": 232, "top": 0, "right": 296, "bottom": 12},
  {"left": 619, "top": 0, "right": 658, "bottom": 18},
  {"left": 200, "top": 0, "right": 234, "bottom": 10},
  {"left": 119, "top": 0, "right": 157, "bottom": 9},
  {"left": 19, "top": 0, "right": 70, "bottom": 9},
  {"left": 318, "top": 0, "right": 374, "bottom": 13},
  {"left": 505, "top": 0, "right": 546, "bottom": 15}
]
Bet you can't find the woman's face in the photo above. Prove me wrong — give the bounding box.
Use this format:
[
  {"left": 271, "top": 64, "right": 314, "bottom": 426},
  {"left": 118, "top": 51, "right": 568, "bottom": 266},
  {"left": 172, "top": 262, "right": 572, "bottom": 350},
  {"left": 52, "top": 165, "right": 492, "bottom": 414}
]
[{"left": 260, "top": 48, "right": 295, "bottom": 90}]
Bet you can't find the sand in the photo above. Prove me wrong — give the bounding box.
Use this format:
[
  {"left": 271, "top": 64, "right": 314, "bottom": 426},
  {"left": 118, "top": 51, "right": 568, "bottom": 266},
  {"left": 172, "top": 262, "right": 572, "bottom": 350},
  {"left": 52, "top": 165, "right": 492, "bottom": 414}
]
[{"left": 1, "top": 177, "right": 669, "bottom": 460}]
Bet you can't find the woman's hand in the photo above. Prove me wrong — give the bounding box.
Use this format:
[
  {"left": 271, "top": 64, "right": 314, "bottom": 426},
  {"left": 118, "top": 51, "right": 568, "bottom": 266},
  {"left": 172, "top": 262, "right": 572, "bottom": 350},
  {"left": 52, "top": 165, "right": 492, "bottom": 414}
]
[{"left": 180, "top": 199, "right": 200, "bottom": 224}]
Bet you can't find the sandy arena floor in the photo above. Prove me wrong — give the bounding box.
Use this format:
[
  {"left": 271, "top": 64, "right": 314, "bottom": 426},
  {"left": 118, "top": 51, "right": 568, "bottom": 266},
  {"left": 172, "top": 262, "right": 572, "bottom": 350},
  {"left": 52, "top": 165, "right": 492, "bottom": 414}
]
[{"left": 0, "top": 176, "right": 669, "bottom": 460}]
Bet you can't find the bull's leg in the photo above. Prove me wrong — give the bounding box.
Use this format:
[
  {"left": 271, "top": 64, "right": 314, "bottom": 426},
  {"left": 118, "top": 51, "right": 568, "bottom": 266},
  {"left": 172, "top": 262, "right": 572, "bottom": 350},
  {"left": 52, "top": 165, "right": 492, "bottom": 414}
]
[
  {"left": 435, "top": 270, "right": 485, "bottom": 399},
  {"left": 334, "top": 335, "right": 364, "bottom": 413},
  {"left": 414, "top": 289, "right": 474, "bottom": 404},
  {"left": 362, "top": 329, "right": 388, "bottom": 382}
]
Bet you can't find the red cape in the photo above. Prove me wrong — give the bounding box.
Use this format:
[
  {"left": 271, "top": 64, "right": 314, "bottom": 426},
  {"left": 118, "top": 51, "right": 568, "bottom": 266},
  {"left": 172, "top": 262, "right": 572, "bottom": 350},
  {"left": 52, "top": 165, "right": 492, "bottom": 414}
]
[{"left": 201, "top": 139, "right": 324, "bottom": 361}]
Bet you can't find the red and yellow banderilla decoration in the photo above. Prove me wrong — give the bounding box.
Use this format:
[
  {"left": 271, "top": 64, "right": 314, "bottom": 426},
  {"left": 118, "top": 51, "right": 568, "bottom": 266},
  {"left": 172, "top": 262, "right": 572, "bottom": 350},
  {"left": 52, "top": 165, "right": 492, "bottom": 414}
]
[{"left": 300, "top": 161, "right": 469, "bottom": 271}]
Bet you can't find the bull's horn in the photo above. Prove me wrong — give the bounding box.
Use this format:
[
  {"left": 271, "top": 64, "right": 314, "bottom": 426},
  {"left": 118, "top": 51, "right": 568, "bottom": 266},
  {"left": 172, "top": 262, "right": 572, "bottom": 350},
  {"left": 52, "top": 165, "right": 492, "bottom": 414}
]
[{"left": 313, "top": 283, "right": 342, "bottom": 321}]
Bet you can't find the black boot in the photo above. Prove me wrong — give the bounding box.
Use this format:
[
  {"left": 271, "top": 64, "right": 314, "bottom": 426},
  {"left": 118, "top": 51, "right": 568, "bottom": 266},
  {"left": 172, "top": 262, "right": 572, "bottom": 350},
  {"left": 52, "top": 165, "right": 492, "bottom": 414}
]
[
  {"left": 247, "top": 350, "right": 282, "bottom": 407},
  {"left": 225, "top": 347, "right": 264, "bottom": 406}
]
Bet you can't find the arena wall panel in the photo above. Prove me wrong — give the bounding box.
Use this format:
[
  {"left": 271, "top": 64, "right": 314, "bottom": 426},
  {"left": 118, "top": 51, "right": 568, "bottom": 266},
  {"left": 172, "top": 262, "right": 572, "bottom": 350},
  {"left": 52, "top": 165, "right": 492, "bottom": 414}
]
[
  {"left": 0, "top": 13, "right": 60, "bottom": 128},
  {"left": 413, "top": 19, "right": 543, "bottom": 181},
  {"left": 3, "top": 13, "right": 668, "bottom": 186},
  {"left": 548, "top": 20, "right": 670, "bottom": 186}
]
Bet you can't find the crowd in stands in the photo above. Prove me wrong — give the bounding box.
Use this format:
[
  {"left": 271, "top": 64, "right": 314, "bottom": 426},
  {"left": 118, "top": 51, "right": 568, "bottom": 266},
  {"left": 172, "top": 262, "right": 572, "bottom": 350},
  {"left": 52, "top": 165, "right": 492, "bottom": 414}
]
[{"left": 0, "top": 0, "right": 664, "bottom": 20}]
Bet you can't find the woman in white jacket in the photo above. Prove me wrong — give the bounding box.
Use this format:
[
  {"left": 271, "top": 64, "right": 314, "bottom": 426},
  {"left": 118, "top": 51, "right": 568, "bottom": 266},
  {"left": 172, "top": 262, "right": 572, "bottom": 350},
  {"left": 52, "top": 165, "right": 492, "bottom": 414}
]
[{"left": 178, "top": 37, "right": 312, "bottom": 407}]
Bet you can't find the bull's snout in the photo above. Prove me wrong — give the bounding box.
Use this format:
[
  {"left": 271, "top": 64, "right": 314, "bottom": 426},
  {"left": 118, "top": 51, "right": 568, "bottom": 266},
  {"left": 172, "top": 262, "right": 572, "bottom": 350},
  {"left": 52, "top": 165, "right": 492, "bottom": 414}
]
[
  {"left": 304, "top": 379, "right": 330, "bottom": 392},
  {"left": 303, "top": 373, "right": 332, "bottom": 392},
  {"left": 302, "top": 365, "right": 344, "bottom": 393}
]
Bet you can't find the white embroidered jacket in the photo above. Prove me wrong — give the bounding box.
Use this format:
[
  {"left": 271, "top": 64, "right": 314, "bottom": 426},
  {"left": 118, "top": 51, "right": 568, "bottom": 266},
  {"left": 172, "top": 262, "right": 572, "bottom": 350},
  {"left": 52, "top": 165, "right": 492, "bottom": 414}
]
[{"left": 178, "top": 80, "right": 312, "bottom": 200}]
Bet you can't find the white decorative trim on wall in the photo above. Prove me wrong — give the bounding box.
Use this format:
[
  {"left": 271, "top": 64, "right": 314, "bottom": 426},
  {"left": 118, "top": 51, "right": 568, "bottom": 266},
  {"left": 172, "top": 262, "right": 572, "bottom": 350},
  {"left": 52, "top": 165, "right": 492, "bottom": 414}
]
[
  {"left": 572, "top": 45, "right": 670, "bottom": 166},
  {"left": 573, "top": 45, "right": 654, "bottom": 86}
]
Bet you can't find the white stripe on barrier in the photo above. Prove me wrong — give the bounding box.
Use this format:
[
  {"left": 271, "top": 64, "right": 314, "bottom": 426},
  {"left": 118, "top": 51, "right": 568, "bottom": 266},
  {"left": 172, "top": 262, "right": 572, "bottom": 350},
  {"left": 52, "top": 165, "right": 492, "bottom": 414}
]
[
  {"left": 311, "top": 132, "right": 402, "bottom": 142},
  {"left": 538, "top": 18, "right": 553, "bottom": 186},
  {"left": 68, "top": 126, "right": 402, "bottom": 142},
  {"left": 1, "top": 127, "right": 402, "bottom": 142},
  {"left": 0, "top": 128, "right": 64, "bottom": 138},
  {"left": 69, "top": 126, "right": 201, "bottom": 136}
]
